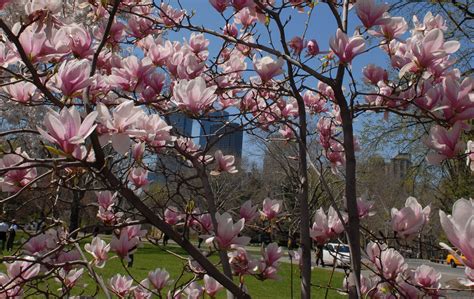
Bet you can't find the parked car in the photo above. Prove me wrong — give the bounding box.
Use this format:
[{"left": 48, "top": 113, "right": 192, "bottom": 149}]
[
  {"left": 322, "top": 243, "right": 351, "bottom": 268},
  {"left": 446, "top": 251, "right": 466, "bottom": 268}
]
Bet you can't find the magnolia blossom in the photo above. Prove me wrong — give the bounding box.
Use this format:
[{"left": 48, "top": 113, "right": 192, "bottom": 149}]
[
  {"left": 306, "top": 39, "right": 319, "bottom": 56},
  {"left": 209, "top": 0, "right": 229, "bottom": 12},
  {"left": 0, "top": 148, "right": 37, "bottom": 193},
  {"left": 6, "top": 258, "right": 41, "bottom": 282},
  {"left": 239, "top": 200, "right": 258, "bottom": 223},
  {"left": 84, "top": 236, "right": 110, "bottom": 268},
  {"left": 363, "top": 64, "right": 388, "bottom": 85},
  {"left": 205, "top": 212, "right": 250, "bottom": 249},
  {"left": 109, "top": 274, "right": 134, "bottom": 297},
  {"left": 355, "top": 0, "right": 389, "bottom": 29},
  {"left": 356, "top": 195, "right": 376, "bottom": 219},
  {"left": 129, "top": 167, "right": 149, "bottom": 188},
  {"left": 374, "top": 248, "right": 407, "bottom": 280},
  {"left": 260, "top": 198, "right": 282, "bottom": 221},
  {"left": 425, "top": 122, "right": 464, "bottom": 164},
  {"left": 310, "top": 207, "right": 346, "bottom": 245},
  {"left": 228, "top": 247, "right": 258, "bottom": 276},
  {"left": 164, "top": 206, "right": 183, "bottom": 225},
  {"left": 203, "top": 274, "right": 223, "bottom": 297},
  {"left": 288, "top": 36, "right": 306, "bottom": 55},
  {"left": 391, "top": 197, "right": 430, "bottom": 239},
  {"left": 58, "top": 268, "right": 83, "bottom": 289},
  {"left": 413, "top": 265, "right": 441, "bottom": 291},
  {"left": 148, "top": 268, "right": 171, "bottom": 290},
  {"left": 253, "top": 56, "right": 284, "bottom": 82},
  {"left": 172, "top": 77, "right": 217, "bottom": 115},
  {"left": 54, "top": 59, "right": 92, "bottom": 97},
  {"left": 3, "top": 81, "right": 37, "bottom": 103},
  {"left": 439, "top": 198, "right": 474, "bottom": 269},
  {"left": 262, "top": 243, "right": 283, "bottom": 267},
  {"left": 111, "top": 229, "right": 139, "bottom": 260},
  {"left": 210, "top": 150, "right": 238, "bottom": 175},
  {"left": 38, "top": 107, "right": 97, "bottom": 155},
  {"left": 97, "top": 100, "right": 145, "bottom": 154},
  {"left": 329, "top": 29, "right": 365, "bottom": 64}
]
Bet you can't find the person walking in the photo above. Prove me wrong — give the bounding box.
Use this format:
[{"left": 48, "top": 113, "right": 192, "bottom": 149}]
[
  {"left": 315, "top": 244, "right": 325, "bottom": 267},
  {"left": 0, "top": 220, "right": 8, "bottom": 251},
  {"left": 6, "top": 220, "right": 18, "bottom": 251}
]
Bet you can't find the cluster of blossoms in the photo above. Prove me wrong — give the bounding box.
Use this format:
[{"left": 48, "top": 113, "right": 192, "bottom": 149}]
[{"left": 0, "top": 0, "right": 472, "bottom": 297}]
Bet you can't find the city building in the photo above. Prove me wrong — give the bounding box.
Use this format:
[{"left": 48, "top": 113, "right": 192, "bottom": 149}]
[
  {"left": 385, "top": 153, "right": 412, "bottom": 179},
  {"left": 207, "top": 122, "right": 243, "bottom": 159},
  {"left": 199, "top": 111, "right": 229, "bottom": 147},
  {"left": 168, "top": 112, "right": 193, "bottom": 137}
]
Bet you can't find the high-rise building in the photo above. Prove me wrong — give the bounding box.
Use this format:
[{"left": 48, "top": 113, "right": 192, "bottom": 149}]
[
  {"left": 168, "top": 113, "right": 193, "bottom": 137},
  {"left": 199, "top": 111, "right": 229, "bottom": 147},
  {"left": 207, "top": 123, "right": 243, "bottom": 159},
  {"left": 385, "top": 153, "right": 412, "bottom": 179}
]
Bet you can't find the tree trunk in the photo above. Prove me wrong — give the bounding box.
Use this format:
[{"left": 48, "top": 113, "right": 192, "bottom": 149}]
[{"left": 69, "top": 190, "right": 84, "bottom": 239}]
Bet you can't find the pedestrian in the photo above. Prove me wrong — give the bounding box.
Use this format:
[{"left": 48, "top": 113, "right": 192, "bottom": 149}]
[
  {"left": 0, "top": 220, "right": 8, "bottom": 251},
  {"left": 163, "top": 233, "right": 169, "bottom": 246},
  {"left": 315, "top": 244, "right": 325, "bottom": 267},
  {"left": 6, "top": 220, "right": 18, "bottom": 251}
]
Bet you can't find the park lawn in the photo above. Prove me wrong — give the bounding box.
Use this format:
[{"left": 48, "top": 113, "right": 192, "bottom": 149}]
[{"left": 4, "top": 237, "right": 346, "bottom": 298}]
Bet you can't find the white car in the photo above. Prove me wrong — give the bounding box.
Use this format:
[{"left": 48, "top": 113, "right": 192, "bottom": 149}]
[{"left": 322, "top": 243, "right": 351, "bottom": 268}]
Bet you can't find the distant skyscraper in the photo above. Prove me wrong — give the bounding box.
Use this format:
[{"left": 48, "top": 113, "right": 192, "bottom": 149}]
[
  {"left": 207, "top": 123, "right": 243, "bottom": 159},
  {"left": 168, "top": 113, "right": 193, "bottom": 137},
  {"left": 199, "top": 111, "right": 229, "bottom": 147},
  {"left": 386, "top": 153, "right": 411, "bottom": 179}
]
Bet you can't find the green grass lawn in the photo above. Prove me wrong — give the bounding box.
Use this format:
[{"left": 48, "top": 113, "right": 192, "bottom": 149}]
[{"left": 6, "top": 236, "right": 346, "bottom": 298}]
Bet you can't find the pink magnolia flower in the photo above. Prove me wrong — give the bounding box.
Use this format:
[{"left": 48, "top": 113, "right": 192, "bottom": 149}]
[
  {"left": 54, "top": 59, "right": 93, "bottom": 97},
  {"left": 108, "top": 56, "right": 154, "bottom": 92},
  {"left": 135, "top": 114, "right": 174, "bottom": 149},
  {"left": 391, "top": 197, "right": 430, "bottom": 239},
  {"left": 235, "top": 7, "right": 258, "bottom": 28},
  {"left": 18, "top": 26, "right": 47, "bottom": 62},
  {"left": 96, "top": 191, "right": 117, "bottom": 210},
  {"left": 310, "top": 206, "right": 346, "bottom": 245},
  {"left": 369, "top": 16, "right": 408, "bottom": 40},
  {"left": 288, "top": 36, "right": 306, "bottom": 56},
  {"left": 356, "top": 194, "right": 376, "bottom": 219},
  {"left": 148, "top": 268, "right": 171, "bottom": 290},
  {"left": 66, "top": 25, "right": 93, "bottom": 58},
  {"left": 164, "top": 206, "right": 183, "bottom": 225},
  {"left": 253, "top": 56, "right": 284, "bottom": 82},
  {"left": 206, "top": 212, "right": 250, "bottom": 249},
  {"left": 209, "top": 0, "right": 229, "bottom": 12},
  {"left": 413, "top": 265, "right": 441, "bottom": 290},
  {"left": 262, "top": 243, "right": 283, "bottom": 267},
  {"left": 424, "top": 122, "right": 464, "bottom": 165},
  {"left": 97, "top": 100, "right": 146, "bottom": 154},
  {"left": 84, "top": 236, "right": 110, "bottom": 268},
  {"left": 362, "top": 64, "right": 388, "bottom": 85},
  {"left": 132, "top": 142, "right": 145, "bottom": 162},
  {"left": 58, "top": 268, "right": 83, "bottom": 289},
  {"left": 231, "top": 0, "right": 253, "bottom": 11},
  {"left": 109, "top": 274, "right": 134, "bottom": 297},
  {"left": 355, "top": 0, "right": 389, "bottom": 29},
  {"left": 3, "top": 81, "right": 37, "bottom": 103},
  {"left": 172, "top": 77, "right": 218, "bottom": 115},
  {"left": 303, "top": 90, "right": 327, "bottom": 114},
  {"left": 184, "top": 281, "right": 204, "bottom": 299},
  {"left": 159, "top": 3, "right": 185, "bottom": 26},
  {"left": 129, "top": 167, "right": 149, "bottom": 188},
  {"left": 240, "top": 200, "right": 258, "bottom": 223},
  {"left": 0, "top": 148, "right": 37, "bottom": 193},
  {"left": 111, "top": 229, "right": 139, "bottom": 260},
  {"left": 329, "top": 29, "right": 365, "bottom": 64},
  {"left": 306, "top": 39, "right": 320, "bottom": 56},
  {"left": 7, "top": 258, "right": 40, "bottom": 281},
  {"left": 203, "top": 274, "right": 223, "bottom": 297},
  {"left": 228, "top": 246, "right": 258, "bottom": 276},
  {"left": 373, "top": 247, "right": 407, "bottom": 280},
  {"left": 440, "top": 76, "right": 474, "bottom": 124},
  {"left": 260, "top": 198, "right": 283, "bottom": 221},
  {"left": 210, "top": 150, "right": 238, "bottom": 175},
  {"left": 23, "top": 234, "right": 48, "bottom": 256},
  {"left": 459, "top": 267, "right": 474, "bottom": 287},
  {"left": 439, "top": 198, "right": 474, "bottom": 268},
  {"left": 133, "top": 279, "right": 152, "bottom": 299},
  {"left": 37, "top": 106, "right": 98, "bottom": 154}
]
